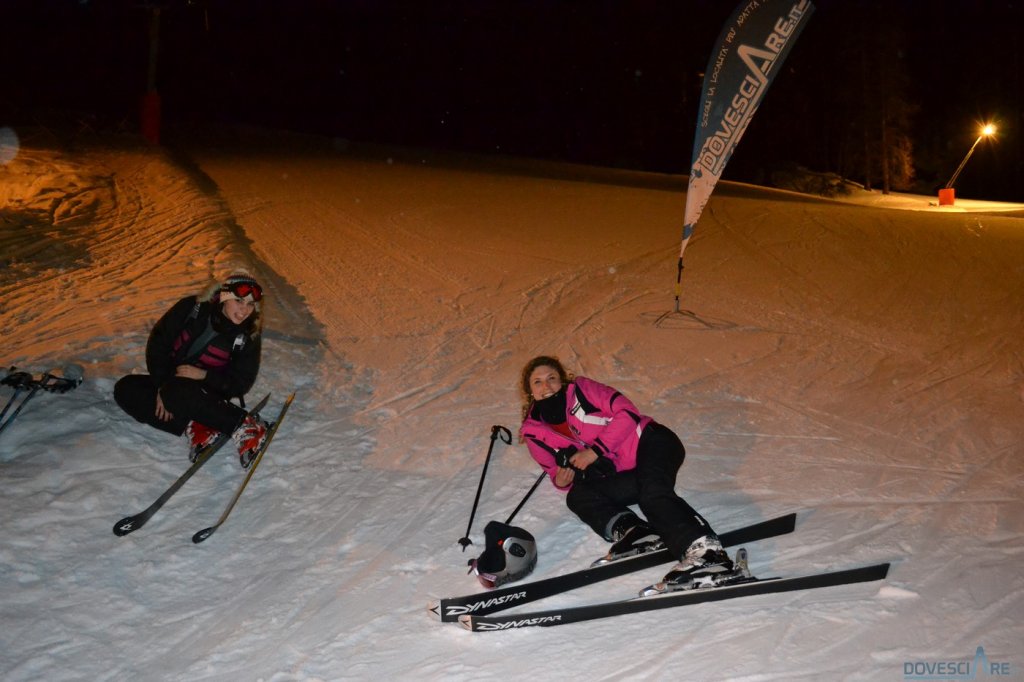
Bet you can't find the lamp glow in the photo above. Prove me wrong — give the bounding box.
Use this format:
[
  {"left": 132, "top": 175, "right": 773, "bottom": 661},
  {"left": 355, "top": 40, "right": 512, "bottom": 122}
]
[{"left": 945, "top": 124, "right": 997, "bottom": 190}]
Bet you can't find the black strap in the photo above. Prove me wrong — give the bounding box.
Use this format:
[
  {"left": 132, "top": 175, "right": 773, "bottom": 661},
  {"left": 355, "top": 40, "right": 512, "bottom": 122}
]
[
  {"left": 181, "top": 302, "right": 247, "bottom": 365},
  {"left": 183, "top": 319, "right": 219, "bottom": 365}
]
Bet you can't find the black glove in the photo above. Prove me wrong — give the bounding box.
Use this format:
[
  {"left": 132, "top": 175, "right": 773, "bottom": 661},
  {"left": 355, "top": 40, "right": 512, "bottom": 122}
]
[
  {"left": 584, "top": 455, "right": 617, "bottom": 480},
  {"left": 554, "top": 447, "right": 578, "bottom": 469},
  {"left": 557, "top": 450, "right": 617, "bottom": 482}
]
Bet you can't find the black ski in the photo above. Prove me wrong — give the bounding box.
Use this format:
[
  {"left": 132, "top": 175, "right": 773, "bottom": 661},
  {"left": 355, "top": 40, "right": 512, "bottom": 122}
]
[
  {"left": 461, "top": 562, "right": 891, "bottom": 631},
  {"left": 193, "top": 392, "right": 295, "bottom": 543},
  {"left": 430, "top": 512, "right": 796, "bottom": 622},
  {"left": 113, "top": 393, "right": 271, "bottom": 537}
]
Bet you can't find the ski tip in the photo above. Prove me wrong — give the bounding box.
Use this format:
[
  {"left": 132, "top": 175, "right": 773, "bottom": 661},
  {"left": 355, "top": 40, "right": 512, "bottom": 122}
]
[
  {"left": 274, "top": 391, "right": 297, "bottom": 411},
  {"left": 113, "top": 517, "right": 138, "bottom": 537},
  {"left": 192, "top": 527, "right": 215, "bottom": 544},
  {"left": 427, "top": 601, "right": 440, "bottom": 617},
  {"left": 458, "top": 615, "right": 473, "bottom": 631}
]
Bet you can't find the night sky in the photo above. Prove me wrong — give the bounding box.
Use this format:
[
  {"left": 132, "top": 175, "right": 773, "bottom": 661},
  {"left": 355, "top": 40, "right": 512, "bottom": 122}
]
[{"left": 4, "top": 0, "right": 1021, "bottom": 201}]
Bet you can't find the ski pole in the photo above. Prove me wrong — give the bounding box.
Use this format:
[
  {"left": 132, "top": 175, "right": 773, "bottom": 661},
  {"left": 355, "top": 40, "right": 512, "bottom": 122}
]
[
  {"left": 0, "top": 365, "right": 83, "bottom": 438},
  {"left": 0, "top": 374, "right": 47, "bottom": 437},
  {"left": 1, "top": 370, "right": 33, "bottom": 423},
  {"left": 0, "top": 386, "right": 25, "bottom": 425},
  {"left": 504, "top": 472, "right": 546, "bottom": 526},
  {"left": 458, "top": 424, "right": 512, "bottom": 551}
]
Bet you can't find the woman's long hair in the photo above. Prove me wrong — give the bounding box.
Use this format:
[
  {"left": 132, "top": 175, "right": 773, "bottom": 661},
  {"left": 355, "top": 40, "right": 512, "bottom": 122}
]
[{"left": 519, "top": 355, "right": 573, "bottom": 422}]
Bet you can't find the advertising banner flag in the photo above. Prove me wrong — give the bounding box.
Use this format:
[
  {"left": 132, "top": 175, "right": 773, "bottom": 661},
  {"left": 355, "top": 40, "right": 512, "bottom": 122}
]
[{"left": 672, "top": 0, "right": 814, "bottom": 311}]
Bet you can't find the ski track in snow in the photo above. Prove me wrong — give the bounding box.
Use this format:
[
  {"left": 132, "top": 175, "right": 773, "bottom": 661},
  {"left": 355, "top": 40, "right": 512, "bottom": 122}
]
[{"left": 1, "top": 129, "right": 1023, "bottom": 680}]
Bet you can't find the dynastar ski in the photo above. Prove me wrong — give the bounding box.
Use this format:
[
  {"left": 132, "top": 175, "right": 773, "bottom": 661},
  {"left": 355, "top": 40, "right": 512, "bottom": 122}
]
[
  {"left": 430, "top": 512, "right": 797, "bottom": 622},
  {"left": 193, "top": 391, "right": 295, "bottom": 543},
  {"left": 461, "top": 561, "right": 891, "bottom": 631},
  {"left": 113, "top": 393, "right": 271, "bottom": 537}
]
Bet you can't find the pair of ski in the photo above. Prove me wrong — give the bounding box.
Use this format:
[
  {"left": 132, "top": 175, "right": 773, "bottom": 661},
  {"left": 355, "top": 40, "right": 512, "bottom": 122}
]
[
  {"left": 431, "top": 513, "right": 892, "bottom": 631},
  {"left": 113, "top": 392, "right": 295, "bottom": 543}
]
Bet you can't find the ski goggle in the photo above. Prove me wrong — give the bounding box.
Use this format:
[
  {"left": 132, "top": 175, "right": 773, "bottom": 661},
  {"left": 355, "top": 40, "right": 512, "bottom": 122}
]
[
  {"left": 468, "top": 559, "right": 500, "bottom": 589},
  {"left": 221, "top": 280, "right": 263, "bottom": 302}
]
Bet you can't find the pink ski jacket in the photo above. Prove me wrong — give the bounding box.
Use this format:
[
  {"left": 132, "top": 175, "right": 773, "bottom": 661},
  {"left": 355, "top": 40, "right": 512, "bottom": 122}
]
[{"left": 520, "top": 376, "right": 652, "bottom": 492}]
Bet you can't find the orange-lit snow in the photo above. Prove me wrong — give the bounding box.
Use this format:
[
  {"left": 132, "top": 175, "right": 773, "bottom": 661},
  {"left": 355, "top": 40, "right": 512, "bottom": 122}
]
[{"left": 2, "top": 129, "right": 1022, "bottom": 680}]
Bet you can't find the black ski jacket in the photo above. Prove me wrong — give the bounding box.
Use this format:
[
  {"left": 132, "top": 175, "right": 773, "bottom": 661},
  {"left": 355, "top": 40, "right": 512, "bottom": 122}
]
[{"left": 145, "top": 296, "right": 261, "bottom": 399}]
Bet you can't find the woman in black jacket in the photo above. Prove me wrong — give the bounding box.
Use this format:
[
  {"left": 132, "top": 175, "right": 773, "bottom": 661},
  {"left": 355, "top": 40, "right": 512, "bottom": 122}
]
[{"left": 114, "top": 272, "right": 267, "bottom": 468}]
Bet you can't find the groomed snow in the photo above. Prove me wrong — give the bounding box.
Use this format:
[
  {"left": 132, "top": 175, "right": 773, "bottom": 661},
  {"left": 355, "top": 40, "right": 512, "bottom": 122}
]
[{"left": 1, "top": 127, "right": 1022, "bottom": 681}]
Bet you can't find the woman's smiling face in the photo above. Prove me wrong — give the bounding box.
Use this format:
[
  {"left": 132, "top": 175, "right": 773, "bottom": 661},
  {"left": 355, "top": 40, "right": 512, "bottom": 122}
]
[
  {"left": 528, "top": 364, "right": 563, "bottom": 401},
  {"left": 222, "top": 297, "right": 255, "bottom": 324}
]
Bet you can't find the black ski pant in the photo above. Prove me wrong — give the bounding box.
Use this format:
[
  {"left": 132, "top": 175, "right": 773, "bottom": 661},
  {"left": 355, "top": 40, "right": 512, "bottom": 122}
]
[
  {"left": 565, "top": 422, "right": 715, "bottom": 560},
  {"left": 114, "top": 374, "right": 246, "bottom": 437}
]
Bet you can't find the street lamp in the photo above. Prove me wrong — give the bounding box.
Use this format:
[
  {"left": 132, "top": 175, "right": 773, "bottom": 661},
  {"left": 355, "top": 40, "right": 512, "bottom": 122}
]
[{"left": 944, "top": 123, "right": 996, "bottom": 190}]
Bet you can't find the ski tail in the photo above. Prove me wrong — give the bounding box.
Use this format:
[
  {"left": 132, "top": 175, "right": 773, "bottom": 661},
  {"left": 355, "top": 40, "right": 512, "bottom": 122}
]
[{"left": 718, "top": 513, "right": 796, "bottom": 546}]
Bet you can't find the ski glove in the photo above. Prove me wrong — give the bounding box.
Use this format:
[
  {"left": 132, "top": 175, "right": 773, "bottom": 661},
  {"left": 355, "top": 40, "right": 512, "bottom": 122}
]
[
  {"left": 554, "top": 447, "right": 578, "bottom": 469},
  {"left": 556, "top": 447, "right": 617, "bottom": 481}
]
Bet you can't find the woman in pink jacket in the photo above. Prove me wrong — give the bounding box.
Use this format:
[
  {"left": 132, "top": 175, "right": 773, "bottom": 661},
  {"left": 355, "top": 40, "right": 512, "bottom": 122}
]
[{"left": 519, "top": 355, "right": 734, "bottom": 590}]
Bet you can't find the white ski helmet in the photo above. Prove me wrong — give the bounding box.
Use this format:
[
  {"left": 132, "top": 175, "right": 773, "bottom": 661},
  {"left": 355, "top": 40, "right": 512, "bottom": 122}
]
[{"left": 471, "top": 520, "right": 537, "bottom": 589}]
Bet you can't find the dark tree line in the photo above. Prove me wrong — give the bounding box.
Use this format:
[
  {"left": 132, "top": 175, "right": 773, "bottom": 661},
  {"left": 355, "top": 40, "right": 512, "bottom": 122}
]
[
  {"left": 832, "top": 3, "right": 917, "bottom": 193},
  {"left": 3, "top": 1, "right": 1020, "bottom": 200},
  {"left": 751, "top": 0, "right": 1020, "bottom": 199}
]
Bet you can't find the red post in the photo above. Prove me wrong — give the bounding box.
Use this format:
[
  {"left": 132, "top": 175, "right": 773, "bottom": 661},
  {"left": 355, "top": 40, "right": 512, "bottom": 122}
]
[
  {"left": 140, "top": 91, "right": 161, "bottom": 144},
  {"left": 140, "top": 7, "right": 161, "bottom": 145}
]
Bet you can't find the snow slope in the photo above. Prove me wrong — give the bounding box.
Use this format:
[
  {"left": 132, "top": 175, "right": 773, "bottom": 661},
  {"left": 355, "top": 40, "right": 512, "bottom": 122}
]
[{"left": 1, "top": 127, "right": 1022, "bottom": 681}]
